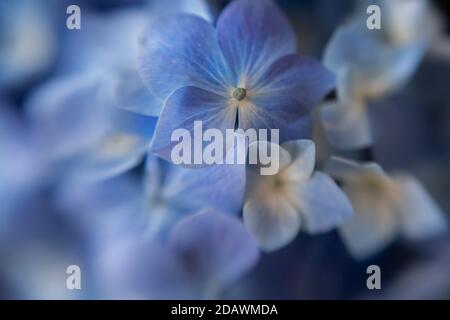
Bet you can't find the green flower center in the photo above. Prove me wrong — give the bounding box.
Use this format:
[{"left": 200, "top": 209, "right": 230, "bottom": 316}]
[{"left": 232, "top": 87, "right": 247, "bottom": 101}]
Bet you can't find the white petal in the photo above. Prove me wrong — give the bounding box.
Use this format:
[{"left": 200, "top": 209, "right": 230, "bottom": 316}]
[
  {"left": 394, "top": 175, "right": 448, "bottom": 240},
  {"left": 324, "top": 157, "right": 384, "bottom": 180},
  {"left": 320, "top": 100, "right": 373, "bottom": 150},
  {"left": 282, "top": 140, "right": 316, "bottom": 182},
  {"left": 338, "top": 173, "right": 399, "bottom": 259},
  {"left": 243, "top": 195, "right": 300, "bottom": 252},
  {"left": 296, "top": 172, "right": 352, "bottom": 234},
  {"left": 248, "top": 140, "right": 291, "bottom": 175}
]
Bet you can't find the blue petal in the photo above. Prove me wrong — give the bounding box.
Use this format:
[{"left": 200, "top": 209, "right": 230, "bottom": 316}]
[
  {"left": 163, "top": 163, "right": 246, "bottom": 216},
  {"left": 111, "top": 68, "right": 164, "bottom": 117},
  {"left": 138, "top": 14, "right": 231, "bottom": 100},
  {"left": 244, "top": 54, "right": 335, "bottom": 142},
  {"left": 25, "top": 74, "right": 112, "bottom": 160},
  {"left": 240, "top": 94, "right": 313, "bottom": 143},
  {"left": 144, "top": 155, "right": 246, "bottom": 239},
  {"left": 26, "top": 73, "right": 155, "bottom": 180},
  {"left": 97, "top": 237, "right": 192, "bottom": 299},
  {"left": 0, "top": 0, "right": 56, "bottom": 88},
  {"left": 254, "top": 54, "right": 336, "bottom": 111},
  {"left": 169, "top": 211, "right": 260, "bottom": 291},
  {"left": 150, "top": 86, "right": 234, "bottom": 163},
  {"left": 147, "top": 0, "right": 213, "bottom": 22},
  {"left": 216, "top": 0, "right": 296, "bottom": 84}
]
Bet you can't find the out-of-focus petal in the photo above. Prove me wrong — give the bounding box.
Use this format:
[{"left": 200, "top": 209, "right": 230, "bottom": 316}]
[
  {"left": 324, "top": 21, "right": 425, "bottom": 99},
  {"left": 324, "top": 156, "right": 384, "bottom": 179},
  {"left": 138, "top": 14, "right": 231, "bottom": 100},
  {"left": 395, "top": 175, "right": 448, "bottom": 240},
  {"left": 338, "top": 181, "right": 398, "bottom": 260},
  {"left": 111, "top": 68, "right": 163, "bottom": 117},
  {"left": 170, "top": 211, "right": 259, "bottom": 292},
  {"left": 26, "top": 73, "right": 155, "bottom": 180},
  {"left": 97, "top": 237, "right": 191, "bottom": 299},
  {"left": 25, "top": 74, "right": 110, "bottom": 160},
  {"left": 147, "top": 0, "right": 213, "bottom": 22},
  {"left": 296, "top": 172, "right": 352, "bottom": 234},
  {"left": 216, "top": 0, "right": 296, "bottom": 84},
  {"left": 320, "top": 100, "right": 373, "bottom": 149},
  {"left": 0, "top": 0, "right": 56, "bottom": 88}
]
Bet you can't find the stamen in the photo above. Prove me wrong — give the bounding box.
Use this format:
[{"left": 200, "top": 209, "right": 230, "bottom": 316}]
[{"left": 232, "top": 87, "right": 247, "bottom": 101}]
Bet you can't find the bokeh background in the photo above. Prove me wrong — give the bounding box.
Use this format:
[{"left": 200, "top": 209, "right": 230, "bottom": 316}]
[{"left": 1, "top": 0, "right": 450, "bottom": 299}]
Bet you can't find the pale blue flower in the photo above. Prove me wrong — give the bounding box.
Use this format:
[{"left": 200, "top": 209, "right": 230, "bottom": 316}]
[
  {"left": 25, "top": 72, "right": 156, "bottom": 181},
  {"left": 243, "top": 140, "right": 352, "bottom": 252},
  {"left": 96, "top": 210, "right": 259, "bottom": 299},
  {"left": 0, "top": 0, "right": 57, "bottom": 88},
  {"left": 142, "top": 155, "right": 246, "bottom": 239},
  {"left": 58, "top": 2, "right": 213, "bottom": 118},
  {"left": 0, "top": 101, "right": 47, "bottom": 236},
  {"left": 138, "top": 0, "right": 335, "bottom": 162}
]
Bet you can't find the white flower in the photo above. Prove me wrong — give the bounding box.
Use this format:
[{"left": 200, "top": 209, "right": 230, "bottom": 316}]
[
  {"left": 325, "top": 157, "right": 448, "bottom": 259},
  {"left": 320, "top": 0, "right": 433, "bottom": 150},
  {"left": 243, "top": 140, "right": 353, "bottom": 252}
]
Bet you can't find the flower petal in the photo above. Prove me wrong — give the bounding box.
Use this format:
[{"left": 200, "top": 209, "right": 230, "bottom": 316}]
[
  {"left": 97, "top": 237, "right": 192, "bottom": 299},
  {"left": 149, "top": 86, "right": 235, "bottom": 163},
  {"left": 338, "top": 190, "right": 398, "bottom": 260},
  {"left": 25, "top": 74, "right": 112, "bottom": 160},
  {"left": 111, "top": 67, "right": 163, "bottom": 117},
  {"left": 296, "top": 172, "right": 353, "bottom": 234},
  {"left": 217, "top": 0, "right": 296, "bottom": 84},
  {"left": 169, "top": 211, "right": 260, "bottom": 293},
  {"left": 324, "top": 156, "right": 384, "bottom": 179},
  {"left": 243, "top": 194, "right": 301, "bottom": 252},
  {"left": 138, "top": 14, "right": 231, "bottom": 100},
  {"left": 324, "top": 22, "right": 425, "bottom": 98},
  {"left": 163, "top": 163, "right": 246, "bottom": 216},
  {"left": 282, "top": 140, "right": 316, "bottom": 182},
  {"left": 253, "top": 54, "right": 336, "bottom": 111},
  {"left": 320, "top": 100, "right": 373, "bottom": 150},
  {"left": 243, "top": 94, "right": 314, "bottom": 143},
  {"left": 395, "top": 175, "right": 448, "bottom": 240}
]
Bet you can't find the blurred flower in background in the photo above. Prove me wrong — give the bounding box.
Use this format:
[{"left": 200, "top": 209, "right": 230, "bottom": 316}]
[{"left": 0, "top": 0, "right": 449, "bottom": 300}]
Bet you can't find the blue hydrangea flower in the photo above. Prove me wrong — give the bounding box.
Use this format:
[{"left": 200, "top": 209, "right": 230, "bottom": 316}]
[
  {"left": 141, "top": 155, "right": 246, "bottom": 239},
  {"left": 0, "top": 0, "right": 57, "bottom": 88},
  {"left": 57, "top": 153, "right": 246, "bottom": 243},
  {"left": 320, "top": 0, "right": 431, "bottom": 149},
  {"left": 0, "top": 100, "right": 47, "bottom": 236},
  {"left": 58, "top": 3, "right": 212, "bottom": 118},
  {"left": 25, "top": 72, "right": 156, "bottom": 181},
  {"left": 1, "top": 197, "right": 90, "bottom": 299},
  {"left": 96, "top": 210, "right": 259, "bottom": 299},
  {"left": 325, "top": 157, "right": 448, "bottom": 259},
  {"left": 138, "top": 0, "right": 335, "bottom": 162},
  {"left": 24, "top": 3, "right": 215, "bottom": 181},
  {"left": 243, "top": 140, "right": 352, "bottom": 252}
]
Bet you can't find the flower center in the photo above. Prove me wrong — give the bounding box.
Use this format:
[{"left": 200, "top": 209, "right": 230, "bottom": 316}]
[{"left": 232, "top": 87, "right": 247, "bottom": 101}]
